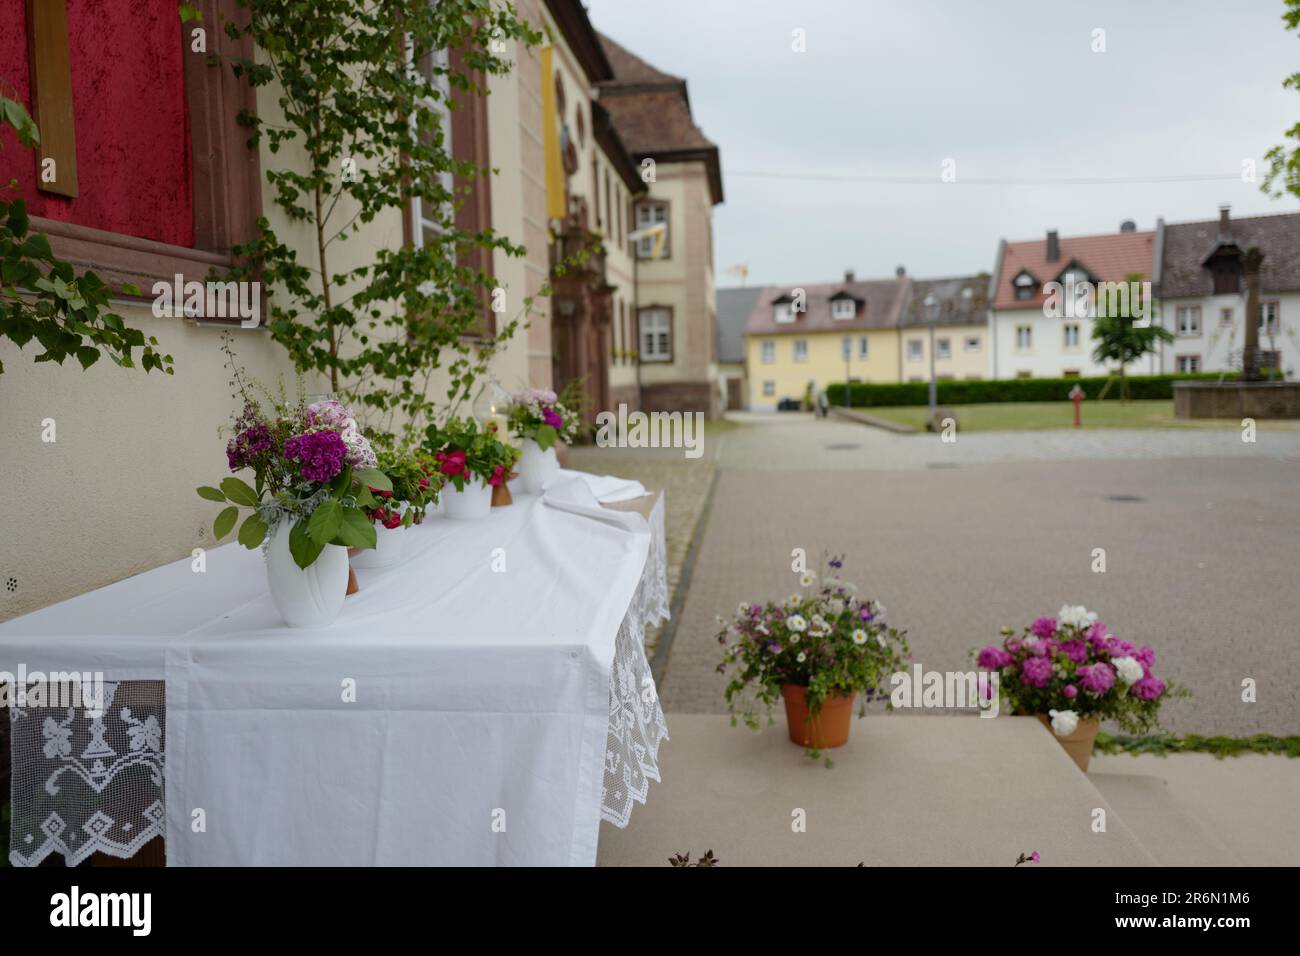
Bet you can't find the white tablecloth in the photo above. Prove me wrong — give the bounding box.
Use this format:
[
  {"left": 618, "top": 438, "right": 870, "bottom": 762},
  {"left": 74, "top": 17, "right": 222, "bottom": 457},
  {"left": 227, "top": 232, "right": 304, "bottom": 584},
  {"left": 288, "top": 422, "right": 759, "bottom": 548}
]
[{"left": 0, "top": 473, "right": 669, "bottom": 866}]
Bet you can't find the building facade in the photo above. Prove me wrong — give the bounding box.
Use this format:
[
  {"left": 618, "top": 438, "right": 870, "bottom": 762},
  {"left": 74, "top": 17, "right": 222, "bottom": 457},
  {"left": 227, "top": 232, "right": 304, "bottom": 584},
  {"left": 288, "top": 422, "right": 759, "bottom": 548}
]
[
  {"left": 1154, "top": 206, "right": 1300, "bottom": 378},
  {"left": 716, "top": 286, "right": 761, "bottom": 410},
  {"left": 989, "top": 226, "right": 1156, "bottom": 379},
  {"left": 744, "top": 273, "right": 908, "bottom": 411},
  {"left": 896, "top": 274, "right": 991, "bottom": 383},
  {"left": 598, "top": 34, "right": 724, "bottom": 417}
]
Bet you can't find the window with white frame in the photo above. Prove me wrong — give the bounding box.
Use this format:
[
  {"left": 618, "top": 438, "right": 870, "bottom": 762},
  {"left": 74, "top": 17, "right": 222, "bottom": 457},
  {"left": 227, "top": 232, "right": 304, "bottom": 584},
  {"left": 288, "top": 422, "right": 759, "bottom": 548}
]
[
  {"left": 936, "top": 337, "right": 951, "bottom": 360},
  {"left": 773, "top": 301, "right": 795, "bottom": 324},
  {"left": 1063, "top": 323, "right": 1080, "bottom": 348},
  {"left": 832, "top": 298, "right": 855, "bottom": 320},
  {"left": 793, "top": 339, "right": 809, "bottom": 362},
  {"left": 1176, "top": 306, "right": 1201, "bottom": 336},
  {"left": 964, "top": 335, "right": 981, "bottom": 351},
  {"left": 1220, "top": 307, "right": 1233, "bottom": 325},
  {"left": 858, "top": 336, "right": 869, "bottom": 359},
  {"left": 1016, "top": 325, "right": 1032, "bottom": 350},
  {"left": 634, "top": 202, "right": 669, "bottom": 259},
  {"left": 639, "top": 308, "right": 672, "bottom": 362},
  {"left": 1013, "top": 272, "right": 1036, "bottom": 301},
  {"left": 1176, "top": 355, "right": 1201, "bottom": 373},
  {"left": 763, "top": 381, "right": 775, "bottom": 396},
  {"left": 841, "top": 336, "right": 852, "bottom": 360},
  {"left": 1261, "top": 301, "right": 1280, "bottom": 333},
  {"left": 410, "top": 46, "right": 453, "bottom": 260},
  {"left": 760, "top": 340, "right": 775, "bottom": 363},
  {"left": 907, "top": 339, "right": 923, "bottom": 361}
]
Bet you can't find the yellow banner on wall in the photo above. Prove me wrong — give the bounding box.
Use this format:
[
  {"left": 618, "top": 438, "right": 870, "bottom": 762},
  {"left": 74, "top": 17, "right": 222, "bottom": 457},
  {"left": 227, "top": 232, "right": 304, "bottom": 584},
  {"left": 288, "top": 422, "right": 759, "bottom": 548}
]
[{"left": 540, "top": 46, "right": 566, "bottom": 222}]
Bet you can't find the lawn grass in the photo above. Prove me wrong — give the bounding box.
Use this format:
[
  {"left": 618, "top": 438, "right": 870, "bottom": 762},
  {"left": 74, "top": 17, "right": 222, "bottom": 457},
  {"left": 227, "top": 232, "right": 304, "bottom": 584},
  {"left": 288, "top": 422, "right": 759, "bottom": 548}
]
[{"left": 857, "top": 400, "right": 1300, "bottom": 432}]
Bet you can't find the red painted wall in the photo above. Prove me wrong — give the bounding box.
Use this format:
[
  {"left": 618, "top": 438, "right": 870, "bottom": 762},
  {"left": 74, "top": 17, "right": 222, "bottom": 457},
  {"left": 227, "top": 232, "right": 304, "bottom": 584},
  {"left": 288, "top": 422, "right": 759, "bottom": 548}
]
[{"left": 0, "top": 0, "right": 193, "bottom": 247}]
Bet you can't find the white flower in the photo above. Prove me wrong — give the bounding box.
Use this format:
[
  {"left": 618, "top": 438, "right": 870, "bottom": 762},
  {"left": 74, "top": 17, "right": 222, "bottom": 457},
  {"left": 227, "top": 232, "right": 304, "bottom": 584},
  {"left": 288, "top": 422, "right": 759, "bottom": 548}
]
[
  {"left": 787, "top": 594, "right": 802, "bottom": 608},
  {"left": 789, "top": 633, "right": 801, "bottom": 644},
  {"left": 828, "top": 598, "right": 845, "bottom": 614},
  {"left": 1023, "top": 635, "right": 1040, "bottom": 648},
  {"left": 1112, "top": 656, "right": 1144, "bottom": 685},
  {"left": 737, "top": 602, "right": 750, "bottom": 615},
  {"left": 1048, "top": 709, "right": 1079, "bottom": 737},
  {"left": 787, "top": 614, "right": 807, "bottom": 632},
  {"left": 876, "top": 633, "right": 887, "bottom": 648},
  {"left": 800, "top": 572, "right": 816, "bottom": 587},
  {"left": 796, "top": 652, "right": 807, "bottom": 663},
  {"left": 852, "top": 629, "right": 868, "bottom": 645},
  {"left": 874, "top": 602, "right": 886, "bottom": 619},
  {"left": 1057, "top": 605, "right": 1097, "bottom": 629},
  {"left": 812, "top": 614, "right": 827, "bottom": 629}
]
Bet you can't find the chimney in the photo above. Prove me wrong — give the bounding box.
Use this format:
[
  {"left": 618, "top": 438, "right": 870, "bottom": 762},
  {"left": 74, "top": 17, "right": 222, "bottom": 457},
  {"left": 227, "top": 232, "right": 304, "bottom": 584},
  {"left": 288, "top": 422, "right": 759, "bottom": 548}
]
[
  {"left": 895, "top": 265, "right": 906, "bottom": 278},
  {"left": 1219, "top": 204, "right": 1231, "bottom": 233},
  {"left": 1045, "top": 230, "right": 1060, "bottom": 262},
  {"left": 1120, "top": 220, "right": 1136, "bottom": 233},
  {"left": 844, "top": 269, "right": 855, "bottom": 283}
]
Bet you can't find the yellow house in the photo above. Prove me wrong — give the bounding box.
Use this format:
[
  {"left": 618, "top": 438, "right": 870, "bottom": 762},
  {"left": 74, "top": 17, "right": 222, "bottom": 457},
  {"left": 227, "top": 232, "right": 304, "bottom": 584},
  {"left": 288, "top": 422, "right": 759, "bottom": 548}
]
[
  {"left": 745, "top": 272, "right": 907, "bottom": 410},
  {"left": 896, "top": 274, "right": 992, "bottom": 383}
]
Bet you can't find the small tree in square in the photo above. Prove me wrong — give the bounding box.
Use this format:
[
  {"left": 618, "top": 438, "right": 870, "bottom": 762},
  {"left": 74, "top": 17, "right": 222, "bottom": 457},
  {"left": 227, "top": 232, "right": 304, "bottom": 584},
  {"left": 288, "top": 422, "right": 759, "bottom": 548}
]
[{"left": 1090, "top": 273, "right": 1173, "bottom": 402}]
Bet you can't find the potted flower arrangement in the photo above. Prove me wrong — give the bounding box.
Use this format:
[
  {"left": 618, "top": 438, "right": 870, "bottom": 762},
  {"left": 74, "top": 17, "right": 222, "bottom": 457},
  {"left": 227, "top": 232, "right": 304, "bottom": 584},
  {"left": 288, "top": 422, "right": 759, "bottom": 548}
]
[
  {"left": 974, "top": 605, "right": 1184, "bottom": 772},
  {"left": 198, "top": 397, "right": 392, "bottom": 627},
  {"left": 717, "top": 556, "right": 909, "bottom": 763},
  {"left": 507, "top": 387, "right": 581, "bottom": 493},
  {"left": 351, "top": 448, "right": 440, "bottom": 568},
  {"left": 424, "top": 416, "right": 517, "bottom": 520}
]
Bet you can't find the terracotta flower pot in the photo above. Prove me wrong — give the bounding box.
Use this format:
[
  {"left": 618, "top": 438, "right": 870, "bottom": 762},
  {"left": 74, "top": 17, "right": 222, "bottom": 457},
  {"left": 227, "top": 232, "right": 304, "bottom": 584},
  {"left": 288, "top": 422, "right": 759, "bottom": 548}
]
[
  {"left": 491, "top": 480, "right": 513, "bottom": 507},
  {"left": 1036, "top": 714, "right": 1100, "bottom": 772},
  {"left": 781, "top": 685, "right": 857, "bottom": 749}
]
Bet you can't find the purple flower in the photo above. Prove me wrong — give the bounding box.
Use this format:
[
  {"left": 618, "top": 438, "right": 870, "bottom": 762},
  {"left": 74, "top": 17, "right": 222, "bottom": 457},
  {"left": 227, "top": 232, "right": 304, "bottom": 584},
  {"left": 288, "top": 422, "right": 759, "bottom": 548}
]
[
  {"left": 226, "top": 421, "right": 273, "bottom": 471},
  {"left": 1062, "top": 684, "right": 1078, "bottom": 699},
  {"left": 1020, "top": 656, "right": 1053, "bottom": 688},
  {"left": 1060, "top": 639, "right": 1088, "bottom": 664},
  {"left": 859, "top": 606, "right": 873, "bottom": 622},
  {"left": 1134, "top": 645, "right": 1156, "bottom": 669},
  {"left": 977, "top": 646, "right": 1013, "bottom": 670},
  {"left": 1077, "top": 662, "right": 1116, "bottom": 695},
  {"left": 283, "top": 430, "right": 347, "bottom": 482},
  {"left": 1131, "top": 674, "right": 1166, "bottom": 700},
  {"left": 1104, "top": 636, "right": 1137, "bottom": 659},
  {"left": 1085, "top": 621, "right": 1110, "bottom": 649},
  {"left": 1031, "top": 617, "right": 1057, "bottom": 639},
  {"left": 542, "top": 407, "right": 564, "bottom": 429}
]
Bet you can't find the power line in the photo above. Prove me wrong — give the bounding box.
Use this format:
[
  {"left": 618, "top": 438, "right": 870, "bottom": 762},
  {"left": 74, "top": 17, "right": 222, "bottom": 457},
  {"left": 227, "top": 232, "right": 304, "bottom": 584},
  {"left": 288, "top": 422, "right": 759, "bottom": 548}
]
[{"left": 723, "top": 168, "right": 1243, "bottom": 186}]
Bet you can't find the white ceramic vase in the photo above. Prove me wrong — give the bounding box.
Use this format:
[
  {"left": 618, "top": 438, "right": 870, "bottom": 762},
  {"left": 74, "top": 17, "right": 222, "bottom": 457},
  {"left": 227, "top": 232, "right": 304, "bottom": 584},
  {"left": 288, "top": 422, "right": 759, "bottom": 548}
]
[
  {"left": 443, "top": 479, "right": 493, "bottom": 519},
  {"left": 518, "top": 438, "right": 559, "bottom": 494},
  {"left": 265, "top": 519, "right": 349, "bottom": 628},
  {"left": 349, "top": 522, "right": 405, "bottom": 569}
]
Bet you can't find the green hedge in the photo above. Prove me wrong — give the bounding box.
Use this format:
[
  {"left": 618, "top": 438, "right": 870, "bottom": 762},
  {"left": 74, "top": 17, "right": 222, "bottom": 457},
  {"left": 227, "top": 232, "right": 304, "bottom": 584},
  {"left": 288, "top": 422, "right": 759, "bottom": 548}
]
[{"left": 826, "top": 372, "right": 1235, "bottom": 407}]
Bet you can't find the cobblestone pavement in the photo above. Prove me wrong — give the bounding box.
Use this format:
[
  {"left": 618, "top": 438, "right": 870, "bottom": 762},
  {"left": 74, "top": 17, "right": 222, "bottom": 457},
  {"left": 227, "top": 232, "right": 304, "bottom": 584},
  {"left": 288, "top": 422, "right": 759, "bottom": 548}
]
[
  {"left": 567, "top": 423, "right": 728, "bottom": 660},
  {"left": 656, "top": 414, "right": 1300, "bottom": 737}
]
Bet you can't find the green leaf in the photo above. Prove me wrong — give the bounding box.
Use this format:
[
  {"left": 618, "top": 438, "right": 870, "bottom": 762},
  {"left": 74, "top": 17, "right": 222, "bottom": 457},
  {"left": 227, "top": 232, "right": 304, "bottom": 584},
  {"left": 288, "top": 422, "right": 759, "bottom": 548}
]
[
  {"left": 219, "top": 476, "right": 259, "bottom": 507},
  {"left": 334, "top": 507, "right": 377, "bottom": 550},
  {"left": 178, "top": 3, "right": 203, "bottom": 23},
  {"left": 354, "top": 467, "right": 392, "bottom": 492},
  {"left": 238, "top": 513, "right": 268, "bottom": 550},
  {"left": 308, "top": 499, "right": 343, "bottom": 545},
  {"left": 196, "top": 485, "right": 227, "bottom": 502},
  {"left": 535, "top": 424, "right": 557, "bottom": 451},
  {"left": 288, "top": 518, "right": 326, "bottom": 568},
  {"left": 213, "top": 506, "right": 239, "bottom": 540}
]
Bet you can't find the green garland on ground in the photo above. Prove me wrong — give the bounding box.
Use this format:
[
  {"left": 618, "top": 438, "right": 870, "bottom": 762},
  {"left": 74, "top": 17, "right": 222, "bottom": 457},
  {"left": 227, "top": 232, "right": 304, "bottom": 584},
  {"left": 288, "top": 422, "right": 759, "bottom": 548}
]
[{"left": 1095, "top": 732, "right": 1300, "bottom": 759}]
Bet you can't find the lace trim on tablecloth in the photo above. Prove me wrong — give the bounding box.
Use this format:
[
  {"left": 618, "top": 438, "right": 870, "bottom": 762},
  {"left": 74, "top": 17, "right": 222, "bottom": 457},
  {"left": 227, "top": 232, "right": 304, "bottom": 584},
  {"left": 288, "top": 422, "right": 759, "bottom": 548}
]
[
  {"left": 7, "top": 682, "right": 165, "bottom": 867},
  {"left": 599, "top": 495, "right": 670, "bottom": 828}
]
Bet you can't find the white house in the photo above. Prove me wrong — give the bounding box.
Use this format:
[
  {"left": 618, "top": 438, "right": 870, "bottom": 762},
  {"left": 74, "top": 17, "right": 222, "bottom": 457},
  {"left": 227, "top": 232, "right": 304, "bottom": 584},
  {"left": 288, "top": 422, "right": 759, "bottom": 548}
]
[
  {"left": 989, "top": 225, "right": 1157, "bottom": 379},
  {"left": 1153, "top": 206, "right": 1300, "bottom": 379}
]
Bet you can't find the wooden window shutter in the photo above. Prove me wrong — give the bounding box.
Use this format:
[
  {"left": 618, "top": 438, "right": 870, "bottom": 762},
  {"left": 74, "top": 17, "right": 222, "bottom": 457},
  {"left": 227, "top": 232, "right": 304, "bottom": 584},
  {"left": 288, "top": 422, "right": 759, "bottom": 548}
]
[{"left": 26, "top": 0, "right": 78, "bottom": 197}]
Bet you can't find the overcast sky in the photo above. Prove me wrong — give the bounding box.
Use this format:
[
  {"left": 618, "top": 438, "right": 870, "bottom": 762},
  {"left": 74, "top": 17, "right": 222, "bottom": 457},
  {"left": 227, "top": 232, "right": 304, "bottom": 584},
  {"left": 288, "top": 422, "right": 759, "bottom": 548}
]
[{"left": 584, "top": 0, "right": 1300, "bottom": 289}]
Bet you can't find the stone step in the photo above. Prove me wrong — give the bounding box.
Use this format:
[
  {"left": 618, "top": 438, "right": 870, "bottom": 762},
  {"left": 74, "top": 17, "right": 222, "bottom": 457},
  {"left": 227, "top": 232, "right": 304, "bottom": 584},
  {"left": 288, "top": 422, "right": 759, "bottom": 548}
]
[
  {"left": 1087, "top": 771, "right": 1244, "bottom": 866},
  {"left": 598, "top": 714, "right": 1155, "bottom": 866},
  {"left": 1090, "top": 752, "right": 1300, "bottom": 867}
]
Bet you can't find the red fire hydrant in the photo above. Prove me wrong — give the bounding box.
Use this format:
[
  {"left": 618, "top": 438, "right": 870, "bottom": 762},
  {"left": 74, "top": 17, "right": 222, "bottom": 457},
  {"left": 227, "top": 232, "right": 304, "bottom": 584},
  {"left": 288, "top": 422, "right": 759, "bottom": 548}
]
[{"left": 1070, "top": 384, "right": 1084, "bottom": 428}]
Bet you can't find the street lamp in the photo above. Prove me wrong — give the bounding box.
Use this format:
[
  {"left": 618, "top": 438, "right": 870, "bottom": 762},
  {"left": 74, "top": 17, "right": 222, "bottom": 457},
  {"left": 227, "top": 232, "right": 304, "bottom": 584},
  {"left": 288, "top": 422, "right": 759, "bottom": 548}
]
[{"left": 924, "top": 293, "right": 939, "bottom": 415}]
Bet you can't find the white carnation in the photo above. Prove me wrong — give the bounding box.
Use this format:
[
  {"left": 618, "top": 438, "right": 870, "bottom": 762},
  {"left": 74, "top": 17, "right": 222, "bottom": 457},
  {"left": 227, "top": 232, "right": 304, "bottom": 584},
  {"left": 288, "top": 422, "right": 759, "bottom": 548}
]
[
  {"left": 787, "top": 614, "right": 807, "bottom": 633},
  {"left": 1112, "top": 656, "right": 1144, "bottom": 685},
  {"left": 1057, "top": 605, "right": 1097, "bottom": 629},
  {"left": 1048, "top": 709, "right": 1079, "bottom": 737}
]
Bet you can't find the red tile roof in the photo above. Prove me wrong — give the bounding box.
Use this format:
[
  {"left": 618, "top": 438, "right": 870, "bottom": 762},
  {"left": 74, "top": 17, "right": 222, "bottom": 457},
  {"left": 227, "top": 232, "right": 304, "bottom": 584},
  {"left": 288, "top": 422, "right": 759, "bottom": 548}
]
[
  {"left": 993, "top": 230, "right": 1154, "bottom": 311},
  {"left": 744, "top": 278, "right": 908, "bottom": 336}
]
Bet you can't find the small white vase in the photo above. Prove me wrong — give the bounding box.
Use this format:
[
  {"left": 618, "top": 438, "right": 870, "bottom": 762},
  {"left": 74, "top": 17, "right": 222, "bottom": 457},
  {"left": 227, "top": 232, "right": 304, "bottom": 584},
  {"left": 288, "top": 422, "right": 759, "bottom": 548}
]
[
  {"left": 349, "top": 522, "right": 405, "bottom": 569},
  {"left": 443, "top": 479, "right": 493, "bottom": 519},
  {"left": 519, "top": 438, "right": 559, "bottom": 494},
  {"left": 265, "top": 519, "right": 349, "bottom": 628}
]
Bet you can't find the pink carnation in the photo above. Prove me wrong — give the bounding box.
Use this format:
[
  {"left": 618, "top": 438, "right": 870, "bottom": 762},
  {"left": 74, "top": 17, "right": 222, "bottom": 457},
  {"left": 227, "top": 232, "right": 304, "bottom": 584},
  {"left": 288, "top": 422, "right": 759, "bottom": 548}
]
[
  {"left": 1077, "top": 662, "right": 1116, "bottom": 695},
  {"left": 1131, "top": 674, "right": 1166, "bottom": 700},
  {"left": 977, "top": 646, "right": 1013, "bottom": 670},
  {"left": 1030, "top": 617, "right": 1057, "bottom": 639},
  {"left": 1020, "top": 656, "right": 1053, "bottom": 688}
]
